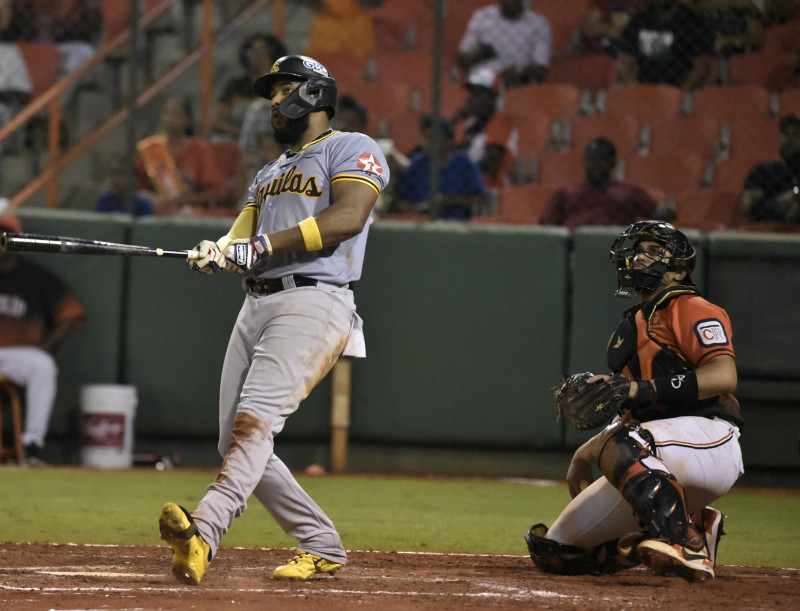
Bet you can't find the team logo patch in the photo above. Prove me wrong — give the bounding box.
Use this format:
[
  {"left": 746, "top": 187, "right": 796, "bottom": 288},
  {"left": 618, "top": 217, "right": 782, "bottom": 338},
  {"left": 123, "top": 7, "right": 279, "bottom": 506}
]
[
  {"left": 694, "top": 319, "right": 729, "bottom": 347},
  {"left": 357, "top": 153, "right": 383, "bottom": 176},
  {"left": 302, "top": 59, "right": 329, "bottom": 77}
]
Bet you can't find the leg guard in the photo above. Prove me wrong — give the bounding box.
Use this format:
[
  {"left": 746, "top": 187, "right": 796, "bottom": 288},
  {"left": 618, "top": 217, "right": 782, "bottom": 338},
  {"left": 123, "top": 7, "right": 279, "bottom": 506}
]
[
  {"left": 597, "top": 421, "right": 704, "bottom": 550},
  {"left": 524, "top": 524, "right": 637, "bottom": 575}
]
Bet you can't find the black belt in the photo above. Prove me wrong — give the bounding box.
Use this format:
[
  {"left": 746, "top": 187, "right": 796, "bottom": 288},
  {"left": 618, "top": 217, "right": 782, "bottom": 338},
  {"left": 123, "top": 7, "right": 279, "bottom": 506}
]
[{"left": 246, "top": 275, "right": 318, "bottom": 295}]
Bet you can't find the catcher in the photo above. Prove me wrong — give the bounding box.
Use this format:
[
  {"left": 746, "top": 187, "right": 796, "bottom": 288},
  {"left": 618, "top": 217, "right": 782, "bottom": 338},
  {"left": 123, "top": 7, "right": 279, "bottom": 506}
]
[{"left": 526, "top": 220, "right": 744, "bottom": 581}]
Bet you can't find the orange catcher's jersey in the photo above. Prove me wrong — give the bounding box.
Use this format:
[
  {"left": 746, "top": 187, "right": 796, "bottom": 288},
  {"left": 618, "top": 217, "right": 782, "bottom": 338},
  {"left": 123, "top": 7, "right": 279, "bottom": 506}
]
[{"left": 607, "top": 286, "right": 742, "bottom": 426}]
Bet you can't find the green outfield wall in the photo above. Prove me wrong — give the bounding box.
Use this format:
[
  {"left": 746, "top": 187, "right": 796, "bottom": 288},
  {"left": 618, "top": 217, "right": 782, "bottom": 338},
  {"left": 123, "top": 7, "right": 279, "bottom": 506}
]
[{"left": 9, "top": 209, "right": 800, "bottom": 473}]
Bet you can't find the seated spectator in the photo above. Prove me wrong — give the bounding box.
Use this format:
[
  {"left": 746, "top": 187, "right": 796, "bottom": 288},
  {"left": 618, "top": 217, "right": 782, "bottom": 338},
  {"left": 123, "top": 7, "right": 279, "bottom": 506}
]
[
  {"left": 456, "top": 0, "right": 551, "bottom": 88},
  {"left": 451, "top": 68, "right": 518, "bottom": 192},
  {"left": 540, "top": 137, "right": 674, "bottom": 228},
  {"left": 691, "top": 0, "right": 765, "bottom": 57},
  {"left": 333, "top": 94, "right": 368, "bottom": 133},
  {"left": 135, "top": 97, "right": 230, "bottom": 215},
  {"left": 741, "top": 114, "right": 800, "bottom": 223},
  {"left": 393, "top": 115, "right": 489, "bottom": 220},
  {"left": 1, "top": 0, "right": 102, "bottom": 107},
  {"left": 93, "top": 156, "right": 154, "bottom": 216},
  {"left": 304, "top": 0, "right": 376, "bottom": 57},
  {"left": 0, "top": 213, "right": 86, "bottom": 465},
  {"left": 578, "top": 0, "right": 650, "bottom": 55},
  {"left": 616, "top": 0, "right": 715, "bottom": 90},
  {"left": 212, "top": 33, "right": 286, "bottom": 141}
]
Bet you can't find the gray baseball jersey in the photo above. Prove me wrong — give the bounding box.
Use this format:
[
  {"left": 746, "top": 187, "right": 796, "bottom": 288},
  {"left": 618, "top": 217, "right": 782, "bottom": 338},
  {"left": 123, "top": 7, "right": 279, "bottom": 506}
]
[{"left": 243, "top": 129, "right": 389, "bottom": 285}]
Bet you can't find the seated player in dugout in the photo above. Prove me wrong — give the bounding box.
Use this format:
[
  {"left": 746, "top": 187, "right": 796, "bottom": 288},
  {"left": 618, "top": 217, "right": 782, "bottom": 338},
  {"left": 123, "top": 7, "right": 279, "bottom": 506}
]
[{"left": 525, "top": 221, "right": 743, "bottom": 581}]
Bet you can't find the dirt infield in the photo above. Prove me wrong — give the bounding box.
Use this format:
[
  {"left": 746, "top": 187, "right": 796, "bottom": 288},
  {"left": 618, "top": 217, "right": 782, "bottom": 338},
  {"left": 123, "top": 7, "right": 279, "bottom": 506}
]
[{"left": 0, "top": 542, "right": 796, "bottom": 610}]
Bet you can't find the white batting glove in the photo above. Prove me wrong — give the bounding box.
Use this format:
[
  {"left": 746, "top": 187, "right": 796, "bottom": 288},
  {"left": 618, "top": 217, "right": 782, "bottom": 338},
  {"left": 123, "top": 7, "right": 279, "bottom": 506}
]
[
  {"left": 222, "top": 234, "right": 272, "bottom": 273},
  {"left": 188, "top": 240, "right": 227, "bottom": 275}
]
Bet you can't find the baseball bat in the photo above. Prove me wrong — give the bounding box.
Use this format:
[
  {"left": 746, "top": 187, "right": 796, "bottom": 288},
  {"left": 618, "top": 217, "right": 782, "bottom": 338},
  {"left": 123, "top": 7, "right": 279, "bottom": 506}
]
[{"left": 0, "top": 232, "right": 198, "bottom": 259}]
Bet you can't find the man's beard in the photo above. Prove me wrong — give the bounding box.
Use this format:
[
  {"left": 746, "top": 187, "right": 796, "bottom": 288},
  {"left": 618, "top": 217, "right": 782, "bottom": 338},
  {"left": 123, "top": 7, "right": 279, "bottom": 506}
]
[{"left": 273, "top": 114, "right": 310, "bottom": 146}]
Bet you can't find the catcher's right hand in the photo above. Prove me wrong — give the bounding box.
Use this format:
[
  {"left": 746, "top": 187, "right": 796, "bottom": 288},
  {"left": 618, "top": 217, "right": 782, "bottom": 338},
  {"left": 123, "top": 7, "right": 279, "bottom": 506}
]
[
  {"left": 188, "top": 240, "right": 227, "bottom": 275},
  {"left": 554, "top": 372, "right": 631, "bottom": 431}
]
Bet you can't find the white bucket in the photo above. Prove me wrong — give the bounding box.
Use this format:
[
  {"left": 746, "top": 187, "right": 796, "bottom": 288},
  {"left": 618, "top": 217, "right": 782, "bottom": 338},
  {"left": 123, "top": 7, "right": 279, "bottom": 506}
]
[{"left": 80, "top": 384, "right": 138, "bottom": 468}]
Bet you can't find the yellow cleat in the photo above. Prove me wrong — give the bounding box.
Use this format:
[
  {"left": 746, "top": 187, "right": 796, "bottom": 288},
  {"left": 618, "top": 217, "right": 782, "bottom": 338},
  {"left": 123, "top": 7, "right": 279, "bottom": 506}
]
[
  {"left": 158, "top": 502, "right": 212, "bottom": 585},
  {"left": 272, "top": 550, "right": 343, "bottom": 581}
]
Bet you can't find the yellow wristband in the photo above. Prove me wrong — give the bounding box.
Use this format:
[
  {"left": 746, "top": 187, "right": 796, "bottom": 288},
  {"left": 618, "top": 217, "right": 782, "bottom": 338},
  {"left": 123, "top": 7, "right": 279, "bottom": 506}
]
[{"left": 298, "top": 216, "right": 323, "bottom": 251}]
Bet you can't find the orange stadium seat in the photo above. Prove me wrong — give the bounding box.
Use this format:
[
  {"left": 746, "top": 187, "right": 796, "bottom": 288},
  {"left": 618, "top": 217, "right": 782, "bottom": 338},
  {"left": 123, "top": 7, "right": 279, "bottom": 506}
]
[
  {"left": 567, "top": 113, "right": 642, "bottom": 158},
  {"left": 537, "top": 150, "right": 585, "bottom": 187},
  {"left": 709, "top": 155, "right": 773, "bottom": 191},
  {"left": 307, "top": 50, "right": 369, "bottom": 91},
  {"left": 14, "top": 42, "right": 62, "bottom": 99},
  {"left": 646, "top": 115, "right": 721, "bottom": 160},
  {"left": 622, "top": 152, "right": 707, "bottom": 196},
  {"left": 724, "top": 115, "right": 782, "bottom": 160},
  {"left": 369, "top": 0, "right": 435, "bottom": 53},
  {"left": 689, "top": 85, "right": 772, "bottom": 125},
  {"left": 778, "top": 88, "right": 800, "bottom": 116},
  {"left": 528, "top": 0, "right": 591, "bottom": 28},
  {"left": 763, "top": 21, "right": 800, "bottom": 53},
  {"left": 503, "top": 83, "right": 584, "bottom": 123},
  {"left": 724, "top": 51, "right": 799, "bottom": 92},
  {"left": 368, "top": 50, "right": 435, "bottom": 95},
  {"left": 673, "top": 188, "right": 743, "bottom": 232},
  {"left": 515, "top": 110, "right": 556, "bottom": 158},
  {"left": 602, "top": 84, "right": 684, "bottom": 125},
  {"left": 470, "top": 184, "right": 556, "bottom": 225},
  {"left": 547, "top": 54, "right": 618, "bottom": 93},
  {"left": 340, "top": 80, "right": 413, "bottom": 118}
]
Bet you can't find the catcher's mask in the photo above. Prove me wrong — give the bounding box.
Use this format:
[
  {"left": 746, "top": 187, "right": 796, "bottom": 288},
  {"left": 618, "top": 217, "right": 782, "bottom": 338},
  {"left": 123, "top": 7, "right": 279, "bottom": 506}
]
[
  {"left": 610, "top": 220, "right": 696, "bottom": 297},
  {"left": 252, "top": 55, "right": 337, "bottom": 119}
]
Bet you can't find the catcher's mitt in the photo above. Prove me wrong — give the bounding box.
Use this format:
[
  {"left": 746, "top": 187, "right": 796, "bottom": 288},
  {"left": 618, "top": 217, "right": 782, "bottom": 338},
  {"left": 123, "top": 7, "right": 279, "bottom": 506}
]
[{"left": 554, "top": 372, "right": 630, "bottom": 430}]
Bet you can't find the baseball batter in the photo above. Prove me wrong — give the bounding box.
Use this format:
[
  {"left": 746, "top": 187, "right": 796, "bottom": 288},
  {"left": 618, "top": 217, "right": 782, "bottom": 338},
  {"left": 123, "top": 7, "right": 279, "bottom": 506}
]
[
  {"left": 526, "top": 221, "right": 744, "bottom": 581},
  {"left": 158, "top": 55, "right": 389, "bottom": 584}
]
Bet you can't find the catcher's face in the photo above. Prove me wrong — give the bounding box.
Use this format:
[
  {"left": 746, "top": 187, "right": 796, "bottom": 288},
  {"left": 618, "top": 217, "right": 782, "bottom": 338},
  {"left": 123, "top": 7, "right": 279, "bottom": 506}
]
[{"left": 632, "top": 240, "right": 669, "bottom": 269}]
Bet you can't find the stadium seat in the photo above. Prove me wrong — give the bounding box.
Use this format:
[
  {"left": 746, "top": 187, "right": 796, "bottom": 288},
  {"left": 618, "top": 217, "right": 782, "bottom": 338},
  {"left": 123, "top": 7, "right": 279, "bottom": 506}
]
[
  {"left": 14, "top": 42, "right": 62, "bottom": 99},
  {"left": 622, "top": 152, "right": 707, "bottom": 195},
  {"left": 763, "top": 21, "right": 800, "bottom": 53},
  {"left": 536, "top": 150, "right": 585, "bottom": 187},
  {"left": 306, "top": 50, "right": 369, "bottom": 92},
  {"left": 368, "top": 50, "right": 435, "bottom": 94},
  {"left": 646, "top": 115, "right": 721, "bottom": 160},
  {"left": 547, "top": 54, "right": 618, "bottom": 93},
  {"left": 778, "top": 88, "right": 800, "bottom": 116},
  {"left": 601, "top": 84, "right": 685, "bottom": 125},
  {"left": 515, "top": 111, "right": 556, "bottom": 158},
  {"left": 340, "top": 80, "right": 414, "bottom": 118},
  {"left": 673, "top": 188, "right": 742, "bottom": 232},
  {"left": 377, "top": 110, "right": 425, "bottom": 157},
  {"left": 723, "top": 115, "right": 782, "bottom": 160},
  {"left": 689, "top": 85, "right": 772, "bottom": 125},
  {"left": 567, "top": 113, "right": 642, "bottom": 158},
  {"left": 724, "top": 51, "right": 799, "bottom": 92},
  {"left": 470, "top": 184, "right": 556, "bottom": 225},
  {"left": 503, "top": 83, "right": 585, "bottom": 123},
  {"left": 210, "top": 140, "right": 244, "bottom": 208},
  {"left": 528, "top": 0, "right": 591, "bottom": 28},
  {"left": 369, "top": 0, "right": 434, "bottom": 53},
  {"left": 709, "top": 154, "right": 776, "bottom": 191}
]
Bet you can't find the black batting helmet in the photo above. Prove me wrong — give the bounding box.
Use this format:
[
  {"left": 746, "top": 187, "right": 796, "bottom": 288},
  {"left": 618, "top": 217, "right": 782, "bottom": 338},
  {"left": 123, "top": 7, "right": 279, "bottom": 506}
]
[
  {"left": 610, "top": 220, "right": 696, "bottom": 297},
  {"left": 253, "top": 55, "right": 337, "bottom": 119}
]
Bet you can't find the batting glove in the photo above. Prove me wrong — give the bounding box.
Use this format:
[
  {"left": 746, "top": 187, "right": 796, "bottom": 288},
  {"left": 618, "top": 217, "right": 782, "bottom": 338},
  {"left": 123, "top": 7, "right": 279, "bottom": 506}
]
[
  {"left": 222, "top": 234, "right": 272, "bottom": 273},
  {"left": 189, "top": 240, "right": 227, "bottom": 275}
]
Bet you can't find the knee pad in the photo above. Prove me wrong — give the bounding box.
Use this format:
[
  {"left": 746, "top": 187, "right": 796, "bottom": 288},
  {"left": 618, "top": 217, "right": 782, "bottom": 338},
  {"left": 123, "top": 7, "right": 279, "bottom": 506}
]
[{"left": 596, "top": 419, "right": 657, "bottom": 487}]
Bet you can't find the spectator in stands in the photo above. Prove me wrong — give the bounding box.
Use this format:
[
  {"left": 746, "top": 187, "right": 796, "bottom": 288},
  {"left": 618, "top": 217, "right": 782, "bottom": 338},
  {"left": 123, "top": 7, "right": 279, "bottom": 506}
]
[
  {"left": 691, "top": 0, "right": 765, "bottom": 57},
  {"left": 393, "top": 114, "right": 489, "bottom": 220},
  {"left": 93, "top": 156, "right": 154, "bottom": 217},
  {"left": 451, "top": 68, "right": 518, "bottom": 191},
  {"left": 0, "top": 212, "right": 86, "bottom": 466},
  {"left": 540, "top": 137, "right": 674, "bottom": 228},
  {"left": 2, "top": 0, "right": 103, "bottom": 107},
  {"left": 135, "top": 97, "right": 230, "bottom": 215},
  {"left": 741, "top": 114, "right": 800, "bottom": 223},
  {"left": 333, "top": 94, "right": 368, "bottom": 133},
  {"left": 212, "top": 33, "right": 286, "bottom": 142},
  {"left": 578, "top": 0, "right": 650, "bottom": 55},
  {"left": 616, "top": 0, "right": 715, "bottom": 90},
  {"left": 304, "top": 0, "right": 376, "bottom": 57},
  {"left": 456, "top": 0, "right": 551, "bottom": 88}
]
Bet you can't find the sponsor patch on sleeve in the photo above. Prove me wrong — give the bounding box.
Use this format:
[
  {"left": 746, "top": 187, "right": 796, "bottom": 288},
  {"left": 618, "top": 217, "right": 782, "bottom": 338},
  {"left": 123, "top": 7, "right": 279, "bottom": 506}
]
[
  {"left": 357, "top": 152, "right": 383, "bottom": 176},
  {"left": 694, "top": 318, "right": 729, "bottom": 347}
]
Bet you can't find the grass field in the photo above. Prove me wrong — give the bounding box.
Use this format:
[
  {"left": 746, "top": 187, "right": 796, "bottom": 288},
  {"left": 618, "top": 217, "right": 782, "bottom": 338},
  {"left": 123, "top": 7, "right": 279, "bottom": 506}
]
[{"left": 3, "top": 467, "right": 798, "bottom": 569}]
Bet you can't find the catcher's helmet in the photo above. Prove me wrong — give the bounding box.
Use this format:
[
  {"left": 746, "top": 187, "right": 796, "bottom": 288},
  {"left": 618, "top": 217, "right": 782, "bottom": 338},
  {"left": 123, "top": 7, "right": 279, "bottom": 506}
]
[
  {"left": 252, "top": 55, "right": 337, "bottom": 119},
  {"left": 610, "top": 220, "right": 696, "bottom": 297}
]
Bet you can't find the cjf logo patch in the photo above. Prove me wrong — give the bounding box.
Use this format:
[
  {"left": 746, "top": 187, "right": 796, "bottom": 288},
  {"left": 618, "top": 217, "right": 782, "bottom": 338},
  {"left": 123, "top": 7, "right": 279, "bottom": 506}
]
[
  {"left": 695, "top": 319, "right": 728, "bottom": 346},
  {"left": 357, "top": 153, "right": 383, "bottom": 176}
]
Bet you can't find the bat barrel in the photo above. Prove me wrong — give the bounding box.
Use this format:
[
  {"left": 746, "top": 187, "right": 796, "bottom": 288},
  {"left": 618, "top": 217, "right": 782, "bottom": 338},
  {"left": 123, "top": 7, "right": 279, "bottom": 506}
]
[{"left": 1, "top": 232, "right": 190, "bottom": 258}]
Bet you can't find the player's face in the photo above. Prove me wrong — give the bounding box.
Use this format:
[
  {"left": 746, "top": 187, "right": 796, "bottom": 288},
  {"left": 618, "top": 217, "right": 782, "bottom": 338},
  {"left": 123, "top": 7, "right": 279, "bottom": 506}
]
[
  {"left": 632, "top": 240, "right": 670, "bottom": 270},
  {"left": 270, "top": 79, "right": 310, "bottom": 145}
]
